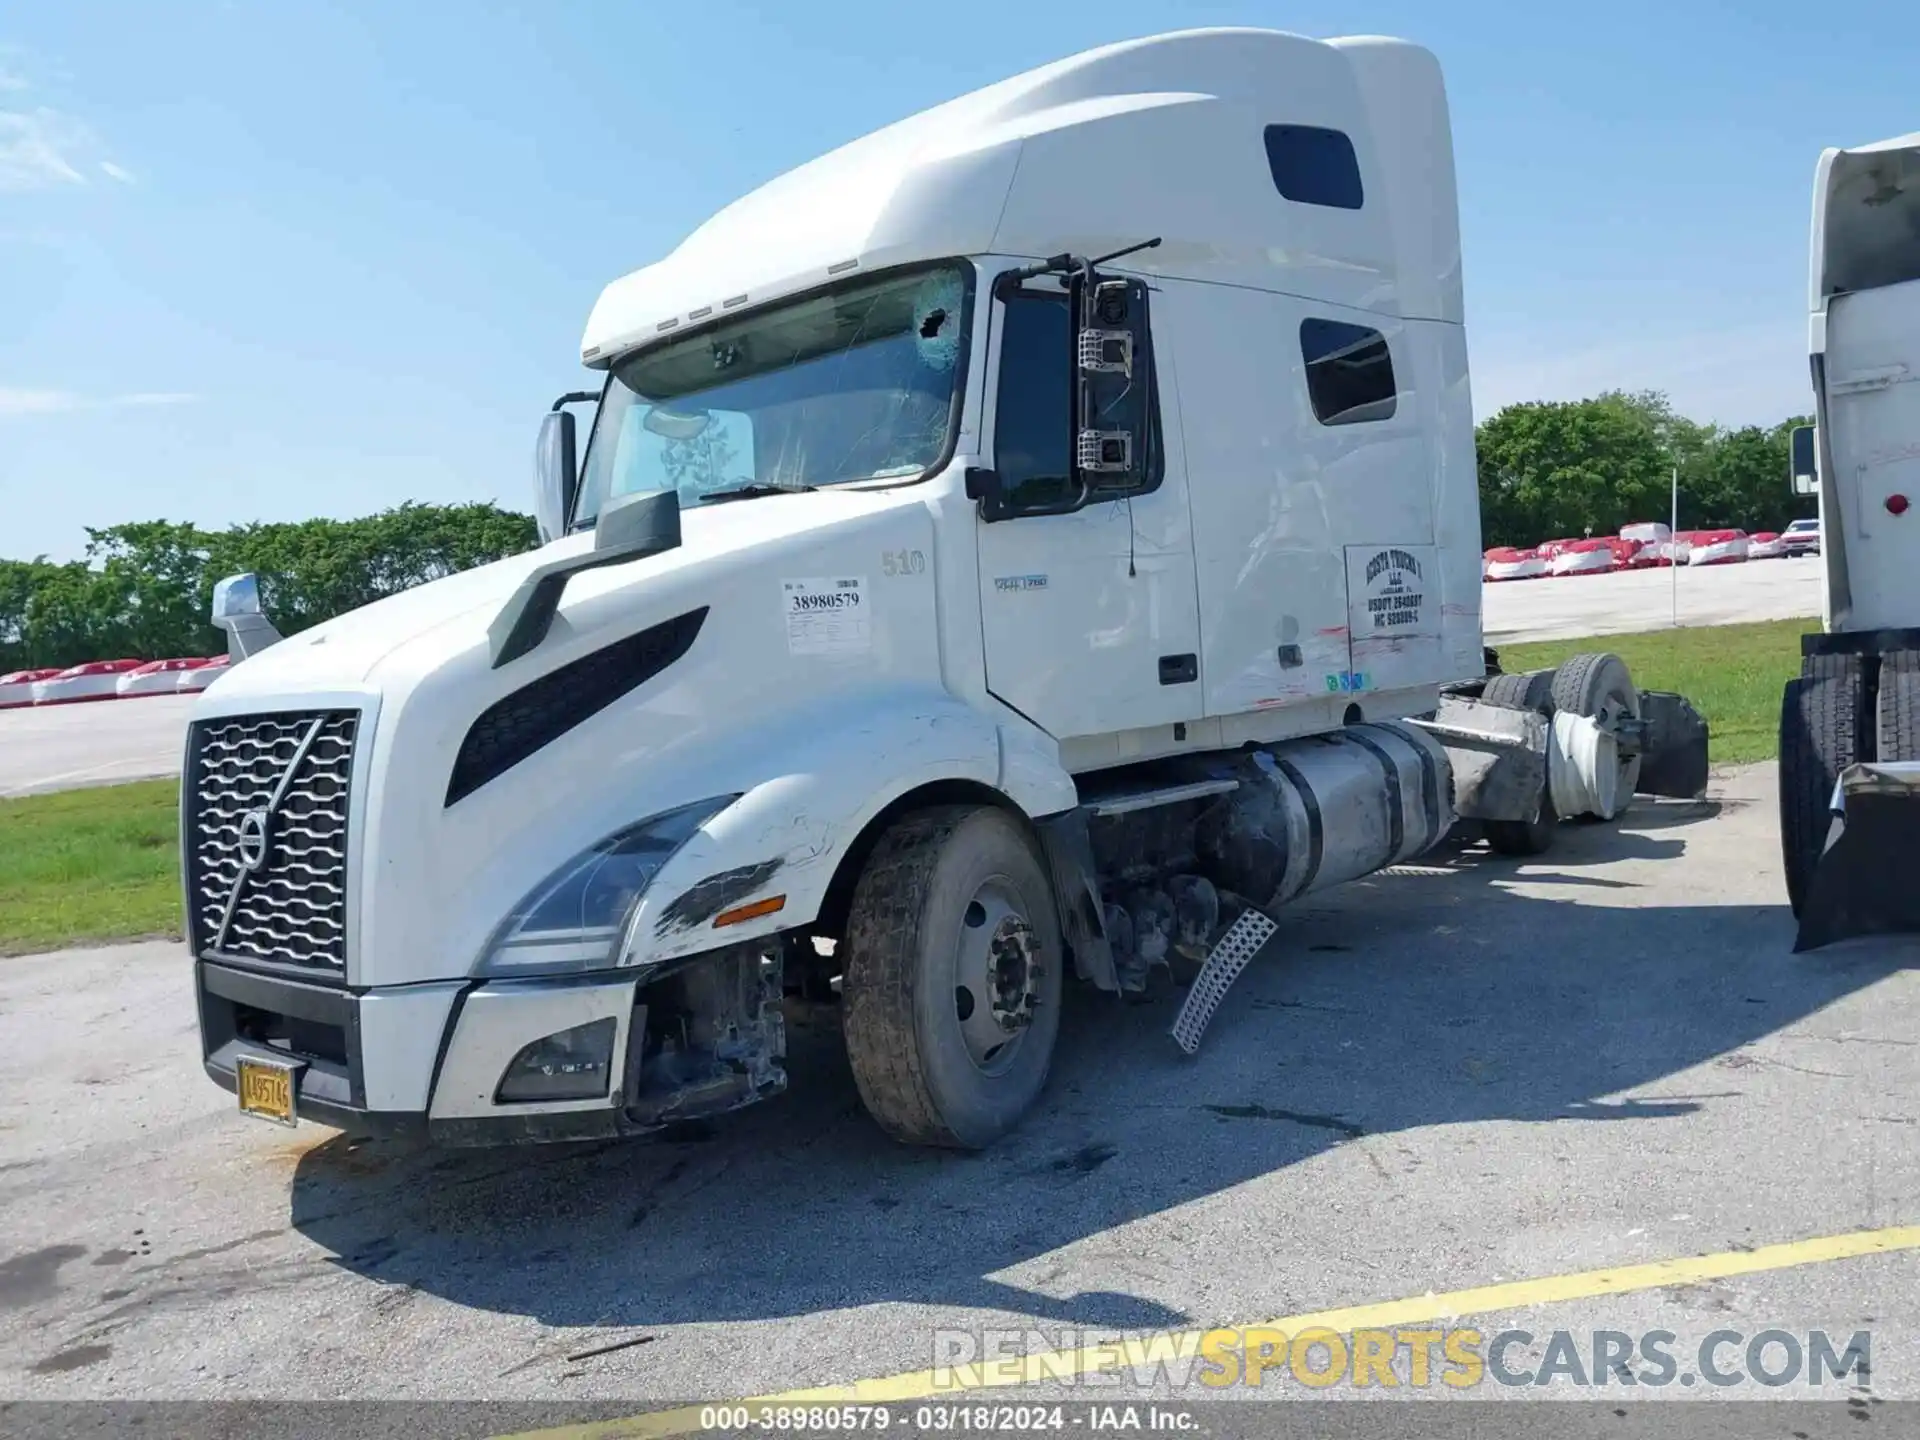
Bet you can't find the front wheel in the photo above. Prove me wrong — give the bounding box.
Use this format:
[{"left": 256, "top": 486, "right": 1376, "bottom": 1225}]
[{"left": 840, "top": 805, "right": 1065, "bottom": 1149}]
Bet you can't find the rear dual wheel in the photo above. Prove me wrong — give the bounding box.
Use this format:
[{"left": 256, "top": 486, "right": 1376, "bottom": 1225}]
[
  {"left": 1480, "top": 668, "right": 1560, "bottom": 856},
  {"left": 1878, "top": 650, "right": 1920, "bottom": 763},
  {"left": 1479, "top": 652, "right": 1640, "bottom": 852},
  {"left": 1777, "top": 648, "right": 1920, "bottom": 918},
  {"left": 1551, "top": 652, "right": 1643, "bottom": 818}
]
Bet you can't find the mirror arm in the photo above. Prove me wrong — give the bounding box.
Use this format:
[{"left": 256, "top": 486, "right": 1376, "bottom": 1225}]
[
  {"left": 492, "top": 490, "right": 682, "bottom": 666},
  {"left": 487, "top": 541, "right": 667, "bottom": 667}
]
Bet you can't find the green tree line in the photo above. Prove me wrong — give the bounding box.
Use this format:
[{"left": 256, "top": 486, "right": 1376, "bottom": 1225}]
[
  {"left": 1476, "top": 390, "right": 1811, "bottom": 548},
  {"left": 1, "top": 390, "right": 1811, "bottom": 672},
  {"left": 1, "top": 503, "right": 537, "bottom": 674}
]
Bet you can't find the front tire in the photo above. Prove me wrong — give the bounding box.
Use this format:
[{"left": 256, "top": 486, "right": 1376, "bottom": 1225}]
[{"left": 841, "top": 805, "right": 1064, "bottom": 1149}]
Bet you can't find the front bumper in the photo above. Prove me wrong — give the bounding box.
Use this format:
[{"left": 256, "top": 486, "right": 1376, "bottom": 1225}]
[{"left": 197, "top": 960, "right": 647, "bottom": 1146}]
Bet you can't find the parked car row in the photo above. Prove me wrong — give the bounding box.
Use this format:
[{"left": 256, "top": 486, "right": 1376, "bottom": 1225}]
[
  {"left": 1483, "top": 520, "right": 1819, "bottom": 580},
  {"left": 0, "top": 656, "right": 229, "bottom": 710}
]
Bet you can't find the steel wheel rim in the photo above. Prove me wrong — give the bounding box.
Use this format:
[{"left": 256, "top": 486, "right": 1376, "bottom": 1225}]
[
  {"left": 950, "top": 876, "right": 1039, "bottom": 1076},
  {"left": 1597, "top": 684, "right": 1643, "bottom": 807}
]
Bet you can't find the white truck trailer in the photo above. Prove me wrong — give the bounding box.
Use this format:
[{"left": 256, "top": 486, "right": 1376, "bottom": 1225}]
[
  {"left": 187, "top": 28, "right": 1707, "bottom": 1149},
  {"left": 1782, "top": 132, "right": 1920, "bottom": 950}
]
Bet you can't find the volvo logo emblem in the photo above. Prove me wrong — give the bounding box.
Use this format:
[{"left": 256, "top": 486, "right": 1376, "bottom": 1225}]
[{"left": 236, "top": 808, "right": 271, "bottom": 872}]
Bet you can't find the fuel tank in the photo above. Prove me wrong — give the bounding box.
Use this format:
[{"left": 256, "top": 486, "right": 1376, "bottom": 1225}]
[{"left": 1195, "top": 721, "right": 1455, "bottom": 909}]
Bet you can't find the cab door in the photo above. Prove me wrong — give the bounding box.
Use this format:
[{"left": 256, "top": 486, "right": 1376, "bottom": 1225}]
[{"left": 973, "top": 281, "right": 1203, "bottom": 741}]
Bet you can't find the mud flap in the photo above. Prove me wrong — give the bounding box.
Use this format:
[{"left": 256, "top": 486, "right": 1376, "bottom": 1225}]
[
  {"left": 1635, "top": 690, "right": 1710, "bottom": 799},
  {"left": 1794, "top": 763, "right": 1920, "bottom": 952}
]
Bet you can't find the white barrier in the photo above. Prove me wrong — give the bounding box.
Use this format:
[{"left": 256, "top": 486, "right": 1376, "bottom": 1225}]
[
  {"left": 0, "top": 668, "right": 61, "bottom": 710},
  {"left": 0, "top": 656, "right": 228, "bottom": 711},
  {"left": 116, "top": 658, "right": 215, "bottom": 698},
  {"left": 176, "top": 657, "right": 229, "bottom": 692},
  {"left": 29, "top": 659, "right": 145, "bottom": 706}
]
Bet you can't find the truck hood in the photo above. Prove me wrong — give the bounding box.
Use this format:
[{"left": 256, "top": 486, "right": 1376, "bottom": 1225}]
[
  {"left": 196, "top": 479, "right": 952, "bottom": 990},
  {"left": 204, "top": 491, "right": 893, "bottom": 700}
]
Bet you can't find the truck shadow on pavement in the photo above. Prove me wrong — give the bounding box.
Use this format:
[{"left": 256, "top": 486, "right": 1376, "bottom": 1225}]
[{"left": 289, "top": 793, "right": 1908, "bottom": 1335}]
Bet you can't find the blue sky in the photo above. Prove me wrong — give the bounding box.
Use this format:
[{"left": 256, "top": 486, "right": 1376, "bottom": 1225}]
[{"left": 1, "top": 1, "right": 1912, "bottom": 561}]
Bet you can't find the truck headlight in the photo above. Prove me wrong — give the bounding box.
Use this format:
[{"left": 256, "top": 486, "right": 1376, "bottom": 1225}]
[{"left": 477, "top": 796, "right": 736, "bottom": 976}]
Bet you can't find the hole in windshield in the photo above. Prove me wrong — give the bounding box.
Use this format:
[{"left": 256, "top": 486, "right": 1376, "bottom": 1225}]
[{"left": 575, "top": 264, "right": 972, "bottom": 525}]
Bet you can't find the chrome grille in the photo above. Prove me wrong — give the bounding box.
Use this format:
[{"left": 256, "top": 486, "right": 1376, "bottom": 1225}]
[{"left": 187, "top": 710, "right": 358, "bottom": 973}]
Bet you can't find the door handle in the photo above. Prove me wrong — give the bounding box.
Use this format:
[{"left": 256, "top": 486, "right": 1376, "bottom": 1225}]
[{"left": 1158, "top": 653, "right": 1198, "bottom": 685}]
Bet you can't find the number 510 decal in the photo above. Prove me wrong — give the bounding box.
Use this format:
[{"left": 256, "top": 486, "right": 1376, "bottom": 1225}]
[{"left": 881, "top": 549, "right": 927, "bottom": 577}]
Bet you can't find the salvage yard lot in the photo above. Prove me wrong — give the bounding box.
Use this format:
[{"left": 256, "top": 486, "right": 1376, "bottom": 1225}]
[
  {"left": 0, "top": 622, "right": 1803, "bottom": 956},
  {"left": 2, "top": 762, "right": 1917, "bottom": 1416}
]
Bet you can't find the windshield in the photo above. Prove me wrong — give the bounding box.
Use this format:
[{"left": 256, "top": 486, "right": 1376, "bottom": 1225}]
[{"left": 573, "top": 263, "right": 973, "bottom": 527}]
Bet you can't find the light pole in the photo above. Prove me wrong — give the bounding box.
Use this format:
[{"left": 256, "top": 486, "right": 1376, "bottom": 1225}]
[{"left": 1669, "top": 464, "right": 1680, "bottom": 628}]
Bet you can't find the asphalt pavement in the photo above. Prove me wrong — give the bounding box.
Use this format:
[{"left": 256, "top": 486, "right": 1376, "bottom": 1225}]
[
  {"left": 0, "top": 694, "right": 194, "bottom": 798},
  {"left": 3, "top": 762, "right": 1916, "bottom": 1421},
  {"left": 1481, "top": 555, "right": 1823, "bottom": 644}
]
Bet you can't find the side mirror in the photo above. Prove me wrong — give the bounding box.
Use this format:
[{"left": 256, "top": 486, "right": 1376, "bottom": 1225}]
[
  {"left": 211, "top": 572, "right": 261, "bottom": 622},
  {"left": 210, "top": 572, "right": 285, "bottom": 662},
  {"left": 1074, "top": 276, "right": 1152, "bottom": 493},
  {"left": 535, "top": 410, "right": 579, "bottom": 544},
  {"left": 1790, "top": 425, "right": 1818, "bottom": 497}
]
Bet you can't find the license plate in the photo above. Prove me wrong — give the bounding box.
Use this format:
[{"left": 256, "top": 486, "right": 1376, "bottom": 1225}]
[{"left": 236, "top": 1056, "right": 299, "bottom": 1127}]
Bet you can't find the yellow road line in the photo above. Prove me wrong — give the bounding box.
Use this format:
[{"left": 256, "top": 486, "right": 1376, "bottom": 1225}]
[{"left": 497, "top": 1223, "right": 1920, "bottom": 1440}]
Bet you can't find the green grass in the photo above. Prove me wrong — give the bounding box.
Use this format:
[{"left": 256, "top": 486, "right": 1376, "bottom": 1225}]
[
  {"left": 1498, "top": 618, "right": 1804, "bottom": 766},
  {"left": 0, "top": 779, "right": 184, "bottom": 957},
  {"left": 0, "top": 620, "right": 1805, "bottom": 955}
]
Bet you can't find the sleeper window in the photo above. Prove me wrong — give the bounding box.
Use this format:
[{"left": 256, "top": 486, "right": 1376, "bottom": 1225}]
[
  {"left": 1301, "top": 318, "right": 1397, "bottom": 426},
  {"left": 1263, "top": 125, "right": 1364, "bottom": 210}
]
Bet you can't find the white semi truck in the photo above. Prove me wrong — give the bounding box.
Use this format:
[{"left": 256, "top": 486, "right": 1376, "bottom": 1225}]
[
  {"left": 188, "top": 27, "right": 1707, "bottom": 1149},
  {"left": 1782, "top": 132, "right": 1920, "bottom": 950}
]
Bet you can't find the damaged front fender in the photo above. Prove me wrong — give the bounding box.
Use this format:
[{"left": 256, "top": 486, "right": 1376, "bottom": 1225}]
[{"left": 619, "top": 684, "right": 1078, "bottom": 974}]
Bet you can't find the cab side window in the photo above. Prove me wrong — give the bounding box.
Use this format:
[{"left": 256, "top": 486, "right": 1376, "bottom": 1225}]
[
  {"left": 993, "top": 293, "right": 1077, "bottom": 511},
  {"left": 993, "top": 288, "right": 1163, "bottom": 513}
]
